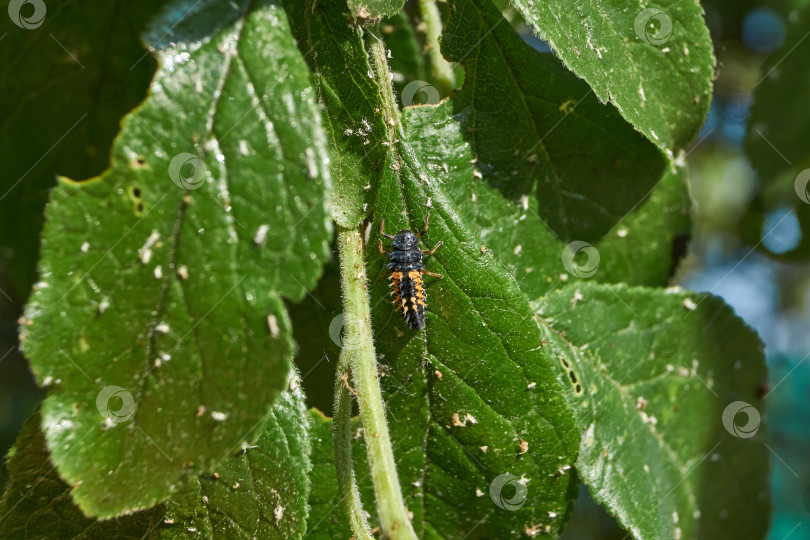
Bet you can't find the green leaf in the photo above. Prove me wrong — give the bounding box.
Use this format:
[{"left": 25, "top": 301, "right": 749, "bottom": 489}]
[
  {"left": 403, "top": 0, "right": 689, "bottom": 296},
  {"left": 305, "top": 409, "right": 355, "bottom": 539},
  {"left": 0, "top": 385, "right": 311, "bottom": 539},
  {"left": 587, "top": 166, "right": 690, "bottom": 285},
  {"left": 743, "top": 13, "right": 810, "bottom": 260},
  {"left": 162, "top": 382, "right": 311, "bottom": 539},
  {"left": 382, "top": 11, "right": 429, "bottom": 98},
  {"left": 348, "top": 0, "right": 405, "bottom": 22},
  {"left": 20, "top": 0, "right": 331, "bottom": 518},
  {"left": 286, "top": 0, "right": 387, "bottom": 228},
  {"left": 0, "top": 411, "right": 163, "bottom": 539},
  {"left": 509, "top": 0, "right": 715, "bottom": 153},
  {"left": 0, "top": 0, "right": 165, "bottom": 298},
  {"left": 288, "top": 1, "right": 579, "bottom": 536},
  {"left": 536, "top": 282, "right": 770, "bottom": 540},
  {"left": 371, "top": 131, "right": 579, "bottom": 539}
]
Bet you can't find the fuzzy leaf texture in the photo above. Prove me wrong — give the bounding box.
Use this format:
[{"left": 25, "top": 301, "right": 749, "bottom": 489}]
[
  {"left": 288, "top": 1, "right": 580, "bottom": 537},
  {"left": 348, "top": 0, "right": 406, "bottom": 21},
  {"left": 160, "top": 383, "right": 312, "bottom": 539},
  {"left": 19, "top": 0, "right": 330, "bottom": 518},
  {"left": 0, "top": 384, "right": 311, "bottom": 539},
  {"left": 536, "top": 283, "right": 769, "bottom": 540},
  {"left": 404, "top": 0, "right": 691, "bottom": 298},
  {"left": 293, "top": 0, "right": 388, "bottom": 227},
  {"left": 510, "top": 0, "right": 715, "bottom": 154},
  {"left": 305, "top": 409, "right": 356, "bottom": 539},
  {"left": 0, "top": 412, "right": 162, "bottom": 538}
]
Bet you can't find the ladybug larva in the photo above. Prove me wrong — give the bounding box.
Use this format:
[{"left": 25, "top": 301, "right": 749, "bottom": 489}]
[{"left": 378, "top": 213, "right": 443, "bottom": 330}]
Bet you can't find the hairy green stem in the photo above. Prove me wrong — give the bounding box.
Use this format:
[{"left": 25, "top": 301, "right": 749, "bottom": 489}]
[
  {"left": 335, "top": 226, "right": 416, "bottom": 539},
  {"left": 333, "top": 346, "right": 374, "bottom": 539},
  {"left": 418, "top": 0, "right": 455, "bottom": 95},
  {"left": 369, "top": 30, "right": 402, "bottom": 142}
]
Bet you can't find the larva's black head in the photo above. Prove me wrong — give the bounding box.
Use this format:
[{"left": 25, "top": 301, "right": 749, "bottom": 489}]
[{"left": 391, "top": 230, "right": 419, "bottom": 250}]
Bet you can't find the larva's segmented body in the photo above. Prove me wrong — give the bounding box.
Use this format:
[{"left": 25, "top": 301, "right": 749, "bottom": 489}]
[
  {"left": 379, "top": 213, "right": 443, "bottom": 331},
  {"left": 389, "top": 269, "right": 426, "bottom": 330}
]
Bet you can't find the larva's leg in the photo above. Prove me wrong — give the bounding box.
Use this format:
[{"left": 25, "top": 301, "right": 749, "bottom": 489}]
[
  {"left": 417, "top": 212, "right": 430, "bottom": 238},
  {"left": 379, "top": 217, "right": 394, "bottom": 240},
  {"left": 422, "top": 241, "right": 443, "bottom": 256}
]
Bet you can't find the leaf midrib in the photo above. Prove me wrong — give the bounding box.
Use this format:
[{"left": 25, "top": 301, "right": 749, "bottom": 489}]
[
  {"left": 393, "top": 149, "right": 575, "bottom": 532},
  {"left": 544, "top": 307, "right": 702, "bottom": 534},
  {"left": 121, "top": 3, "right": 254, "bottom": 469}
]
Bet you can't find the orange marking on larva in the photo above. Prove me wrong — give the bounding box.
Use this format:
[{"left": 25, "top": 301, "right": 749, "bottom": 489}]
[{"left": 379, "top": 214, "right": 443, "bottom": 330}]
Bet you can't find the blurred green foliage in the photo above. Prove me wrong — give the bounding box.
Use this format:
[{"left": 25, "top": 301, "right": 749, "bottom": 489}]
[{"left": 1, "top": 0, "right": 809, "bottom": 537}]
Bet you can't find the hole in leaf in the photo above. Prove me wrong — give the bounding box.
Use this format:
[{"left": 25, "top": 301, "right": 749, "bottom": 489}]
[{"left": 128, "top": 185, "right": 143, "bottom": 201}]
